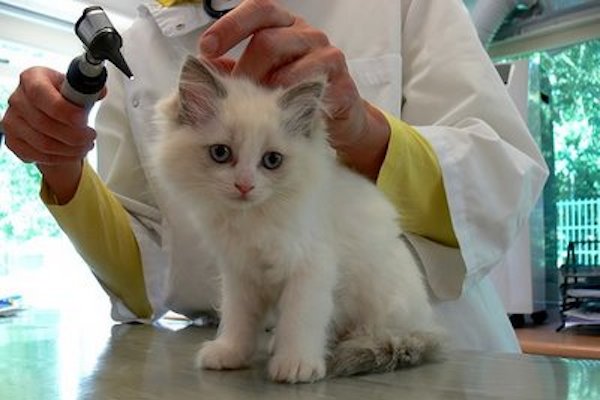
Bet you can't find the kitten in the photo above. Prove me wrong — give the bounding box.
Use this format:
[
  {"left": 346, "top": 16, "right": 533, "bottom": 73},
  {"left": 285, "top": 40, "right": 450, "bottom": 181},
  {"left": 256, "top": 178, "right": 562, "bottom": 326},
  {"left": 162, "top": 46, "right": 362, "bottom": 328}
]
[{"left": 151, "top": 56, "right": 442, "bottom": 383}]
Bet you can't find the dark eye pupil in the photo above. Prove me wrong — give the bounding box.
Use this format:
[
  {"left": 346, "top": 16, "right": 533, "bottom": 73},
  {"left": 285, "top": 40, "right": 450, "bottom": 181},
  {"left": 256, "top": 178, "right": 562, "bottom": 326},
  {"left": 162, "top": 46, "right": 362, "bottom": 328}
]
[
  {"left": 215, "top": 146, "right": 226, "bottom": 158},
  {"left": 209, "top": 145, "right": 231, "bottom": 163},
  {"left": 262, "top": 152, "right": 283, "bottom": 170}
]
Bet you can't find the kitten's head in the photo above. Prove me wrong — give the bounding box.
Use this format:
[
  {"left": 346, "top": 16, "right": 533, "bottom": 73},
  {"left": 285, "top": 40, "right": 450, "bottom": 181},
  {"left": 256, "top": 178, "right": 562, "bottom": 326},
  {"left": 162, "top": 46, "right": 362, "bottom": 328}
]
[{"left": 153, "top": 56, "right": 330, "bottom": 212}]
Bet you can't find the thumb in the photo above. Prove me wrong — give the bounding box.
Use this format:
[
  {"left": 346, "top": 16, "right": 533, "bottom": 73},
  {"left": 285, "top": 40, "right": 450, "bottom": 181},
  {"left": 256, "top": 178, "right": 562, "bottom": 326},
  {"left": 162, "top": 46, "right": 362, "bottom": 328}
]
[{"left": 98, "top": 86, "right": 108, "bottom": 100}]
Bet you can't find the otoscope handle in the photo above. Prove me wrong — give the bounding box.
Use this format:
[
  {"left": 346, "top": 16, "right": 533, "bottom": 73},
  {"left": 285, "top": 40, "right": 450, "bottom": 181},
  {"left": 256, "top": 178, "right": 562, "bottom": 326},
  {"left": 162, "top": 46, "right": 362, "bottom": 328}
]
[{"left": 60, "top": 56, "right": 107, "bottom": 110}]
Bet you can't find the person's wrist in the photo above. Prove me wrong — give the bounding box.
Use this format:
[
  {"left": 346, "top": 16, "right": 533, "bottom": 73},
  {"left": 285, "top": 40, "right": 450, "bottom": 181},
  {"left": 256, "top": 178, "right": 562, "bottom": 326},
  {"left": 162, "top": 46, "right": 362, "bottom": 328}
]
[
  {"left": 37, "top": 161, "right": 84, "bottom": 205},
  {"left": 335, "top": 102, "right": 391, "bottom": 181}
]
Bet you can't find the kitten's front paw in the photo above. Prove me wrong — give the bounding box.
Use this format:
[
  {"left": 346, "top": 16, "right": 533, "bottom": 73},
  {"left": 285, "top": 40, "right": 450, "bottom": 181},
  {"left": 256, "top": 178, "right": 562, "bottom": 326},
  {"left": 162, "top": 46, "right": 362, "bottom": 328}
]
[
  {"left": 196, "top": 340, "right": 250, "bottom": 370},
  {"left": 268, "top": 353, "right": 326, "bottom": 383}
]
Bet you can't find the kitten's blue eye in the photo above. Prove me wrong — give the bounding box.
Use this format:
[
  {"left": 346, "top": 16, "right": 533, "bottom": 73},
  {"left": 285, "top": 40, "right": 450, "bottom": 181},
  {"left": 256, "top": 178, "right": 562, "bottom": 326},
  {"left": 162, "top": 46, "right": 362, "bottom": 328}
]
[
  {"left": 262, "top": 151, "right": 283, "bottom": 170},
  {"left": 209, "top": 144, "right": 232, "bottom": 164}
]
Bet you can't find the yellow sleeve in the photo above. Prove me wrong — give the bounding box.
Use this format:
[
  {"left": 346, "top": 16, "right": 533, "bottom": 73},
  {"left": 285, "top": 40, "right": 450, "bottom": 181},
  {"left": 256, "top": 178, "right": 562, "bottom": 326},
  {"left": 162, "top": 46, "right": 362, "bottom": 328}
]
[
  {"left": 40, "top": 161, "right": 153, "bottom": 318},
  {"left": 376, "top": 113, "right": 458, "bottom": 248},
  {"left": 156, "top": 0, "right": 197, "bottom": 6}
]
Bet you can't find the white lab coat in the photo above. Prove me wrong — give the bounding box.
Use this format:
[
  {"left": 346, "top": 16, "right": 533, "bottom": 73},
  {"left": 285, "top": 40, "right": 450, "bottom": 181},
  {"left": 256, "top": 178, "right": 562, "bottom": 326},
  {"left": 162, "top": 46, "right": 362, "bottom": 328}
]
[{"left": 95, "top": 0, "right": 548, "bottom": 353}]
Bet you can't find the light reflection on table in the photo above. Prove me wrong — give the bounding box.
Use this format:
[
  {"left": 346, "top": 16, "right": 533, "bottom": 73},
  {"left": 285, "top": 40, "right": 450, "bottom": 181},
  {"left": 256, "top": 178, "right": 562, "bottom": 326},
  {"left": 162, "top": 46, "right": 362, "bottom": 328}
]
[{"left": 1, "top": 309, "right": 599, "bottom": 400}]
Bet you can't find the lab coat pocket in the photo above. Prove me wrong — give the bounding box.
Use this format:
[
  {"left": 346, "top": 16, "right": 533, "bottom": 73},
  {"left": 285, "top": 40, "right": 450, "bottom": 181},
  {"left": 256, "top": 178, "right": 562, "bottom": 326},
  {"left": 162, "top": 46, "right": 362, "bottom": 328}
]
[{"left": 346, "top": 54, "right": 402, "bottom": 117}]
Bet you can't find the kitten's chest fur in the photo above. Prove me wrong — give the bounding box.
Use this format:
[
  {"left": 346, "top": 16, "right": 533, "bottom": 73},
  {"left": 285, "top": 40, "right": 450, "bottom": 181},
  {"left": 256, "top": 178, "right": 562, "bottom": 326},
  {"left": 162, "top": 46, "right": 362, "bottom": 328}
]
[{"left": 201, "top": 204, "right": 318, "bottom": 283}]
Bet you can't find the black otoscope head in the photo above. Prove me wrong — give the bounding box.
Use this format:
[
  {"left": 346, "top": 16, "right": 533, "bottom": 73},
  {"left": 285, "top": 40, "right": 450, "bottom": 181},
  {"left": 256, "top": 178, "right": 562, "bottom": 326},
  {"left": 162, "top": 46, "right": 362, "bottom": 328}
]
[{"left": 75, "top": 6, "right": 133, "bottom": 78}]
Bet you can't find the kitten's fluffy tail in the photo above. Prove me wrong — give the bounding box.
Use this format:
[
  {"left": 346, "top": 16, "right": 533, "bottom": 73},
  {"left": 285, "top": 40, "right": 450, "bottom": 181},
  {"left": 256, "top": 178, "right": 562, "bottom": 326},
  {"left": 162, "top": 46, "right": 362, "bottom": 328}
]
[{"left": 326, "top": 331, "right": 442, "bottom": 377}]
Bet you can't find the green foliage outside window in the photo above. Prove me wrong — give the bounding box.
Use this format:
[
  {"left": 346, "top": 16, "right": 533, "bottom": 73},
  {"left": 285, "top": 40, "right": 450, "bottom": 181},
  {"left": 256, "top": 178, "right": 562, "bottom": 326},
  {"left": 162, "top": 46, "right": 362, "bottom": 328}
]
[
  {"left": 541, "top": 39, "right": 600, "bottom": 200},
  {"left": 0, "top": 85, "right": 7, "bottom": 115},
  {"left": 0, "top": 87, "right": 61, "bottom": 242}
]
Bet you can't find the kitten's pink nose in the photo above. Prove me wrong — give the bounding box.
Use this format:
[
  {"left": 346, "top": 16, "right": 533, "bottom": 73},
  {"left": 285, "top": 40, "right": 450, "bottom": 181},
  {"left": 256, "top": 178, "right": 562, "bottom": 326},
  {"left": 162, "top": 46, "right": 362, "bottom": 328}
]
[{"left": 234, "top": 182, "right": 255, "bottom": 195}]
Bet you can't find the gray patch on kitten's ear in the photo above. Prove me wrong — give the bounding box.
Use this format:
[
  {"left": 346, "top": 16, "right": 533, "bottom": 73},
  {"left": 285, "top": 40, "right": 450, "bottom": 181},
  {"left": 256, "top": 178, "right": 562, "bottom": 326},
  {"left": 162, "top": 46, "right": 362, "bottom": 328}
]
[
  {"left": 178, "top": 56, "right": 227, "bottom": 125},
  {"left": 278, "top": 80, "right": 325, "bottom": 137}
]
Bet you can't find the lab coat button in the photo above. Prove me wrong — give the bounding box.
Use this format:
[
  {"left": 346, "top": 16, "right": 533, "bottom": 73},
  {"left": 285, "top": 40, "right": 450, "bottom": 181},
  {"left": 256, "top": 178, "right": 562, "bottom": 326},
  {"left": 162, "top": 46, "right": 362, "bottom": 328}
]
[
  {"left": 139, "top": 6, "right": 150, "bottom": 17},
  {"left": 132, "top": 97, "right": 140, "bottom": 108}
]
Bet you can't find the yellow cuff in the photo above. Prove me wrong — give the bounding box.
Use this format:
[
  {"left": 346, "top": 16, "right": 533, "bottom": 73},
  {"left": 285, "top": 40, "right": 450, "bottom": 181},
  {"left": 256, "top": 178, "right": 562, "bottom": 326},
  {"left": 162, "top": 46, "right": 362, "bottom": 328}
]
[
  {"left": 156, "top": 0, "right": 198, "bottom": 6},
  {"left": 376, "top": 113, "right": 458, "bottom": 248},
  {"left": 41, "top": 161, "right": 153, "bottom": 318}
]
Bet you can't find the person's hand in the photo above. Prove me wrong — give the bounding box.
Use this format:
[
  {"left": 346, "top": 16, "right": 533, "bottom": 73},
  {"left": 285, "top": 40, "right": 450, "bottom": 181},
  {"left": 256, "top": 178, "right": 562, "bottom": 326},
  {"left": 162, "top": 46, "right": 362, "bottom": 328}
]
[
  {"left": 3, "top": 67, "right": 96, "bottom": 165},
  {"left": 2, "top": 67, "right": 99, "bottom": 203},
  {"left": 199, "top": 0, "right": 390, "bottom": 180}
]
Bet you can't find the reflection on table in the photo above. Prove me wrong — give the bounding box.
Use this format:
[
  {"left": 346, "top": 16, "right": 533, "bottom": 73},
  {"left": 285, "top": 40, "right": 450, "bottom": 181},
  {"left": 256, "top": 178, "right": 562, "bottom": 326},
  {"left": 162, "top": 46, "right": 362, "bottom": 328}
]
[{"left": 1, "top": 309, "right": 599, "bottom": 400}]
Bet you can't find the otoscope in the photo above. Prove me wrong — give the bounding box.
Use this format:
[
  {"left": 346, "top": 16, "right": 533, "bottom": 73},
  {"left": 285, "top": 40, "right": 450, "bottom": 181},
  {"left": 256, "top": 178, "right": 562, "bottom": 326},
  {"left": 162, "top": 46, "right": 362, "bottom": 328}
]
[{"left": 61, "top": 6, "right": 133, "bottom": 110}]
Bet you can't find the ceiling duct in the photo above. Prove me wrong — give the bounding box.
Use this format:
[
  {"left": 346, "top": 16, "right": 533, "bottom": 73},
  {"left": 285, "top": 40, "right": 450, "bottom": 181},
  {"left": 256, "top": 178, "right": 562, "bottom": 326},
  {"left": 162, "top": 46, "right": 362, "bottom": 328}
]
[
  {"left": 469, "top": 0, "right": 539, "bottom": 47},
  {"left": 467, "top": 0, "right": 600, "bottom": 57}
]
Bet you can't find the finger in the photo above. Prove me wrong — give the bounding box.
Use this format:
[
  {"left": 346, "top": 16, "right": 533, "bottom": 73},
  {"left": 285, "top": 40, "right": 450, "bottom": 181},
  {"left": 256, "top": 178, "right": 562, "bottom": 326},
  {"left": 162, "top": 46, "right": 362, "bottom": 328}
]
[
  {"left": 205, "top": 56, "right": 237, "bottom": 75},
  {"left": 5, "top": 134, "right": 90, "bottom": 165},
  {"left": 8, "top": 89, "right": 95, "bottom": 147},
  {"left": 4, "top": 134, "right": 43, "bottom": 163},
  {"left": 20, "top": 67, "right": 89, "bottom": 127},
  {"left": 267, "top": 46, "right": 348, "bottom": 88},
  {"left": 11, "top": 114, "right": 94, "bottom": 159},
  {"left": 200, "top": 0, "right": 295, "bottom": 57},
  {"left": 267, "top": 47, "right": 360, "bottom": 119},
  {"left": 233, "top": 21, "right": 329, "bottom": 82}
]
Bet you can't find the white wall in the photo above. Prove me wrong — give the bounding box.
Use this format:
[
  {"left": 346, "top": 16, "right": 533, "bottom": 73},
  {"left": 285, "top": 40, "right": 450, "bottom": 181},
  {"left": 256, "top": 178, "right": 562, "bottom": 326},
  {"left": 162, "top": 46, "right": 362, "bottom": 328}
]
[{"left": 0, "top": 0, "right": 137, "bottom": 57}]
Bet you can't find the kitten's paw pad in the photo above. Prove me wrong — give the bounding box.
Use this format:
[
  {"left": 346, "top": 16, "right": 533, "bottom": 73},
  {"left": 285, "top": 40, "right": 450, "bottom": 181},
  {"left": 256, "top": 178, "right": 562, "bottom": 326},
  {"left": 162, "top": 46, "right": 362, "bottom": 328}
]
[
  {"left": 196, "top": 340, "right": 250, "bottom": 370},
  {"left": 268, "top": 354, "right": 326, "bottom": 383}
]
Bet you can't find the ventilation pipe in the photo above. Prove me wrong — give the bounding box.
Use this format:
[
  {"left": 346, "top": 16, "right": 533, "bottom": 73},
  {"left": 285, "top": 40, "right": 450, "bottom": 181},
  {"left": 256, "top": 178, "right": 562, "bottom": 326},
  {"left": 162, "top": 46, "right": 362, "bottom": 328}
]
[{"left": 470, "top": 0, "right": 538, "bottom": 47}]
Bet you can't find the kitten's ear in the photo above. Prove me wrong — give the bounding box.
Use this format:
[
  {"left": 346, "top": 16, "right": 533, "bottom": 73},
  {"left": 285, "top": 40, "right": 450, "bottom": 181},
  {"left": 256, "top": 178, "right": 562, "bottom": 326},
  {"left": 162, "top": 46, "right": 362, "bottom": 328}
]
[
  {"left": 278, "top": 80, "right": 325, "bottom": 137},
  {"left": 178, "top": 56, "right": 227, "bottom": 125}
]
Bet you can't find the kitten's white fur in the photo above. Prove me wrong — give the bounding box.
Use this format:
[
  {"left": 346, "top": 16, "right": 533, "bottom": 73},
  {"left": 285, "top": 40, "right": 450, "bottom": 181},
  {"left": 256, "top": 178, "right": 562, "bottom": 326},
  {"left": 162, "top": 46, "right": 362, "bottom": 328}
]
[{"left": 151, "top": 57, "right": 441, "bottom": 383}]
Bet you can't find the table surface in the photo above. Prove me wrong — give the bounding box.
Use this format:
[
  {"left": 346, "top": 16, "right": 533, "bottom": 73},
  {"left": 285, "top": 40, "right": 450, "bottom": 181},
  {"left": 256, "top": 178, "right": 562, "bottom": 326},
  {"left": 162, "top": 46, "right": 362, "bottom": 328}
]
[{"left": 1, "top": 309, "right": 600, "bottom": 400}]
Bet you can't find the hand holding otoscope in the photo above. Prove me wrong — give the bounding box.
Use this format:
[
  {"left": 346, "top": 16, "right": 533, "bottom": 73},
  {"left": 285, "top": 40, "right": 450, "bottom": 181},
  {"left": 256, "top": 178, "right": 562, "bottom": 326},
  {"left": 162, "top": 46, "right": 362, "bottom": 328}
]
[
  {"left": 1, "top": 6, "right": 133, "bottom": 204},
  {"left": 61, "top": 6, "right": 133, "bottom": 109}
]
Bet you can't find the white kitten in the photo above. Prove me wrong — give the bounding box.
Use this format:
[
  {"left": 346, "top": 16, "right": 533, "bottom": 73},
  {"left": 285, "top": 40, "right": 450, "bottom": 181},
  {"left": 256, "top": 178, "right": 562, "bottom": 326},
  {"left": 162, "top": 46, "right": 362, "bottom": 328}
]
[{"left": 151, "top": 56, "right": 442, "bottom": 383}]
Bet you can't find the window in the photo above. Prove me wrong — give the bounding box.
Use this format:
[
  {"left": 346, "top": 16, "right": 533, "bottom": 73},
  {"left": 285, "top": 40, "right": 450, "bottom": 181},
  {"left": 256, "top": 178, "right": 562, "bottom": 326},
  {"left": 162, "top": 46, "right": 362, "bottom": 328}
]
[
  {"left": 540, "top": 39, "right": 600, "bottom": 264},
  {"left": 499, "top": 38, "right": 600, "bottom": 306},
  {"left": 0, "top": 38, "right": 107, "bottom": 315}
]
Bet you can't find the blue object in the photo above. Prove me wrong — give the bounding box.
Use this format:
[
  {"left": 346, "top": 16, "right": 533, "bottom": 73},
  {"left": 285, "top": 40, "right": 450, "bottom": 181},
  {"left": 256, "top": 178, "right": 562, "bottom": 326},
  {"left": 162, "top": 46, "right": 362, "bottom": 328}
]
[{"left": 0, "top": 295, "right": 23, "bottom": 316}]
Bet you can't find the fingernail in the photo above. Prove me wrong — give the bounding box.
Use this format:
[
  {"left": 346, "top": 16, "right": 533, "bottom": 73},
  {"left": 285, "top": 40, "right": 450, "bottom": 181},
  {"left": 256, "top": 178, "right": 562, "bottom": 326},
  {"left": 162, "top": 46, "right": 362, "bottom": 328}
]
[{"left": 200, "top": 33, "right": 219, "bottom": 56}]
